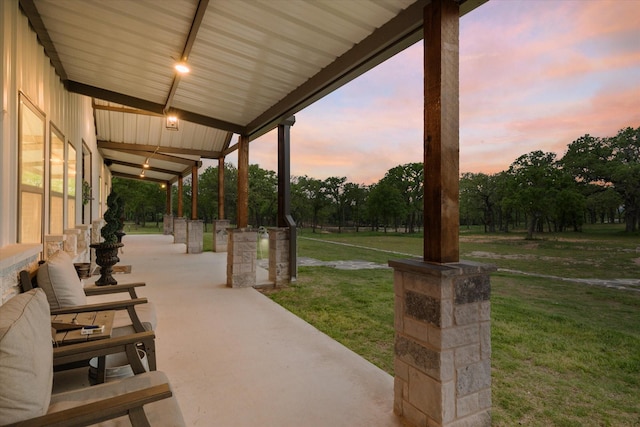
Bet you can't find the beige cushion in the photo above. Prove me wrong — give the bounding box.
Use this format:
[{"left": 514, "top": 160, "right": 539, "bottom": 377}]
[
  {"left": 48, "top": 371, "right": 185, "bottom": 426},
  {"left": 37, "top": 250, "right": 87, "bottom": 309},
  {"left": 0, "top": 289, "right": 53, "bottom": 424}
]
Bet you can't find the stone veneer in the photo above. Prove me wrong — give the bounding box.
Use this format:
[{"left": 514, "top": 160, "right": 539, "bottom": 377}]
[
  {"left": 75, "top": 224, "right": 91, "bottom": 263},
  {"left": 44, "top": 235, "right": 66, "bottom": 260},
  {"left": 173, "top": 217, "right": 187, "bottom": 244},
  {"left": 226, "top": 228, "right": 257, "bottom": 288},
  {"left": 187, "top": 220, "right": 203, "bottom": 254},
  {"left": 163, "top": 214, "right": 173, "bottom": 235},
  {"left": 212, "top": 220, "right": 230, "bottom": 252},
  {"left": 64, "top": 228, "right": 80, "bottom": 259},
  {"left": 389, "top": 259, "right": 495, "bottom": 427},
  {"left": 0, "top": 244, "right": 42, "bottom": 304},
  {"left": 268, "top": 227, "right": 290, "bottom": 287}
]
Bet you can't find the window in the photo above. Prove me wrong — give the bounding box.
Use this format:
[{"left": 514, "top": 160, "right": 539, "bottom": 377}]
[
  {"left": 49, "top": 125, "right": 65, "bottom": 234},
  {"left": 18, "top": 94, "right": 45, "bottom": 243},
  {"left": 68, "top": 142, "right": 76, "bottom": 228}
]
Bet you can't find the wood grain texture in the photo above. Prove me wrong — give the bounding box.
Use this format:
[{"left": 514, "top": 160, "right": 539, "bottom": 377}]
[
  {"left": 237, "top": 135, "right": 249, "bottom": 228},
  {"left": 423, "top": 0, "right": 460, "bottom": 263}
]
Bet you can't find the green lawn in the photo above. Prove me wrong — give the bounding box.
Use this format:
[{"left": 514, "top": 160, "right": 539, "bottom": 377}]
[
  {"left": 267, "top": 225, "right": 640, "bottom": 426},
  {"left": 123, "top": 221, "right": 640, "bottom": 424}
]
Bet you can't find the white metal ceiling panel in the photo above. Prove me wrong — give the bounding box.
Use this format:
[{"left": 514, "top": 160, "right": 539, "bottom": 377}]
[
  {"left": 23, "top": 0, "right": 488, "bottom": 181},
  {"left": 33, "top": 0, "right": 197, "bottom": 104}
]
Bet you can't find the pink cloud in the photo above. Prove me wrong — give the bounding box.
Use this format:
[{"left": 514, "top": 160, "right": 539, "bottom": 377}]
[{"left": 241, "top": 0, "right": 640, "bottom": 184}]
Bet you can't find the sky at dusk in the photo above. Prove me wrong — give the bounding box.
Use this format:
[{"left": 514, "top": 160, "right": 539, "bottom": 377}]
[{"left": 224, "top": 0, "right": 640, "bottom": 185}]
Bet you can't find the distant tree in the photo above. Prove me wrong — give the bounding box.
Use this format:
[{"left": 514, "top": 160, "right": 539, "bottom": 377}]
[
  {"left": 367, "top": 181, "right": 406, "bottom": 232},
  {"left": 459, "top": 172, "right": 499, "bottom": 232},
  {"left": 380, "top": 163, "right": 423, "bottom": 233},
  {"left": 507, "top": 151, "right": 563, "bottom": 239},
  {"left": 586, "top": 188, "right": 623, "bottom": 224},
  {"left": 112, "top": 178, "right": 165, "bottom": 226},
  {"left": 343, "top": 183, "right": 368, "bottom": 232},
  {"left": 291, "top": 176, "right": 312, "bottom": 228},
  {"left": 248, "top": 164, "right": 277, "bottom": 227},
  {"left": 198, "top": 166, "right": 218, "bottom": 224},
  {"left": 323, "top": 176, "right": 348, "bottom": 232},
  {"left": 296, "top": 176, "right": 329, "bottom": 232},
  {"left": 562, "top": 127, "right": 640, "bottom": 232}
]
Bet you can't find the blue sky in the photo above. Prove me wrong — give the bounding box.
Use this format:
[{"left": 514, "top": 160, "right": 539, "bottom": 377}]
[{"left": 226, "top": 0, "right": 640, "bottom": 185}]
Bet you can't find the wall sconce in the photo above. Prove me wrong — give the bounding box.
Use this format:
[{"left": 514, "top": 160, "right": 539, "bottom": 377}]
[
  {"left": 143, "top": 158, "right": 150, "bottom": 168},
  {"left": 140, "top": 170, "right": 145, "bottom": 178},
  {"left": 166, "top": 115, "right": 179, "bottom": 131}
]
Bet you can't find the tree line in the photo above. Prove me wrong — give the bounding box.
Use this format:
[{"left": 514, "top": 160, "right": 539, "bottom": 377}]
[{"left": 113, "top": 126, "right": 639, "bottom": 237}]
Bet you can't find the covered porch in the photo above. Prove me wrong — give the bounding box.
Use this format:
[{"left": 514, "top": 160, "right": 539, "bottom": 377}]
[{"left": 57, "top": 234, "right": 402, "bottom": 426}]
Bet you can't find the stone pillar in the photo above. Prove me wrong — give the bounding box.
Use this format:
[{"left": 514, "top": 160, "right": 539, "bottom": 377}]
[
  {"left": 75, "top": 224, "right": 91, "bottom": 263},
  {"left": 163, "top": 214, "right": 174, "bottom": 235},
  {"left": 0, "top": 244, "right": 42, "bottom": 303},
  {"left": 91, "top": 218, "right": 105, "bottom": 270},
  {"left": 187, "top": 220, "right": 203, "bottom": 254},
  {"left": 226, "top": 228, "right": 257, "bottom": 288},
  {"left": 91, "top": 218, "right": 105, "bottom": 244},
  {"left": 389, "top": 259, "right": 495, "bottom": 427},
  {"left": 63, "top": 228, "right": 80, "bottom": 259},
  {"left": 212, "top": 220, "right": 230, "bottom": 252},
  {"left": 268, "top": 227, "right": 290, "bottom": 287},
  {"left": 173, "top": 217, "right": 187, "bottom": 244},
  {"left": 44, "top": 235, "right": 66, "bottom": 260}
]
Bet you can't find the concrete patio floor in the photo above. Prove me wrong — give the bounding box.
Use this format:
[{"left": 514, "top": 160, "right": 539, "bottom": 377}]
[{"left": 70, "top": 234, "right": 404, "bottom": 426}]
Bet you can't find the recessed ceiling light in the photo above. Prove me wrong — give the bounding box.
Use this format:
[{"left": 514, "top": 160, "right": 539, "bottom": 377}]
[{"left": 175, "top": 61, "right": 190, "bottom": 74}]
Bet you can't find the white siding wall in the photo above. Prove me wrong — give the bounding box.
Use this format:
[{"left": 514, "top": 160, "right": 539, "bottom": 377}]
[{"left": 0, "top": 0, "right": 105, "bottom": 303}]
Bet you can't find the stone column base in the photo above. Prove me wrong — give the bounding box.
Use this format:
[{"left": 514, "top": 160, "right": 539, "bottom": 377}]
[
  {"left": 64, "top": 228, "right": 80, "bottom": 259},
  {"left": 390, "top": 259, "right": 495, "bottom": 427},
  {"left": 226, "top": 228, "right": 257, "bottom": 288},
  {"left": 268, "top": 227, "right": 290, "bottom": 286},
  {"left": 212, "top": 220, "right": 230, "bottom": 252},
  {"left": 163, "top": 214, "right": 174, "bottom": 235},
  {"left": 75, "top": 224, "right": 91, "bottom": 263},
  {"left": 173, "top": 217, "right": 187, "bottom": 244},
  {"left": 44, "top": 235, "right": 66, "bottom": 260},
  {"left": 187, "top": 220, "right": 203, "bottom": 254}
]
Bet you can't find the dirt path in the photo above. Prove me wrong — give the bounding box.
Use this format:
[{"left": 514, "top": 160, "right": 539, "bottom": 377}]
[{"left": 298, "top": 237, "right": 640, "bottom": 292}]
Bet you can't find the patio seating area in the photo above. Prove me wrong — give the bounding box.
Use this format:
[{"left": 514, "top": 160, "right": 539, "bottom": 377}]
[{"left": 57, "top": 234, "right": 402, "bottom": 426}]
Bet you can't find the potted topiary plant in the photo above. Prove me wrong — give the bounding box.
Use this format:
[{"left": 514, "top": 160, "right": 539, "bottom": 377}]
[
  {"left": 114, "top": 193, "right": 126, "bottom": 244},
  {"left": 90, "top": 190, "right": 124, "bottom": 285}
]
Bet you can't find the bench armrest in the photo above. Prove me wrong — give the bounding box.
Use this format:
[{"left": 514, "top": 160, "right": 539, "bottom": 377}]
[
  {"left": 3, "top": 383, "right": 172, "bottom": 427},
  {"left": 84, "top": 282, "right": 146, "bottom": 299},
  {"left": 51, "top": 298, "right": 149, "bottom": 333},
  {"left": 50, "top": 298, "right": 148, "bottom": 315},
  {"left": 53, "top": 330, "right": 156, "bottom": 374}
]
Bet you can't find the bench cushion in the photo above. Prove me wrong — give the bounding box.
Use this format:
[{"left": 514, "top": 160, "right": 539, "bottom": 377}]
[
  {"left": 37, "top": 250, "right": 87, "bottom": 309},
  {"left": 0, "top": 289, "right": 53, "bottom": 423}
]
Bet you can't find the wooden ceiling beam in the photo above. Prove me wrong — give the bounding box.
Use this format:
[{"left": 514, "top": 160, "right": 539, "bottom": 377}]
[
  {"left": 103, "top": 148, "right": 196, "bottom": 166},
  {"left": 164, "top": 0, "right": 209, "bottom": 113},
  {"left": 111, "top": 172, "right": 167, "bottom": 184},
  {"left": 108, "top": 159, "right": 182, "bottom": 175},
  {"left": 98, "top": 141, "right": 221, "bottom": 158}
]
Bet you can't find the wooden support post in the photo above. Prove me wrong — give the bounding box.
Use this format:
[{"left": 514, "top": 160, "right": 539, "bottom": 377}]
[
  {"left": 423, "top": 0, "right": 459, "bottom": 263},
  {"left": 191, "top": 163, "right": 198, "bottom": 220},
  {"left": 277, "top": 116, "right": 297, "bottom": 282},
  {"left": 177, "top": 176, "right": 183, "bottom": 218},
  {"left": 237, "top": 135, "right": 249, "bottom": 228},
  {"left": 165, "top": 182, "right": 171, "bottom": 214},
  {"left": 218, "top": 157, "right": 225, "bottom": 219}
]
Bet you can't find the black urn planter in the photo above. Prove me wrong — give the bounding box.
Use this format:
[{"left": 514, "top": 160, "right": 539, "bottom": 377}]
[
  {"left": 90, "top": 242, "right": 124, "bottom": 286},
  {"left": 116, "top": 230, "right": 126, "bottom": 244}
]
